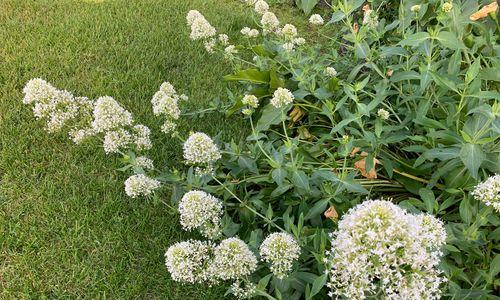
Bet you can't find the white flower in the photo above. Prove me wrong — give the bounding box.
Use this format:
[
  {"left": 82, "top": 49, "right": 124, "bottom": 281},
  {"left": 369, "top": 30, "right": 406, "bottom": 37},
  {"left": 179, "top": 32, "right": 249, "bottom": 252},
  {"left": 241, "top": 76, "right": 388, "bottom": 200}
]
[
  {"left": 151, "top": 89, "right": 180, "bottom": 119},
  {"left": 241, "top": 27, "right": 259, "bottom": 38},
  {"left": 103, "top": 128, "right": 131, "bottom": 154},
  {"left": 183, "top": 132, "right": 221, "bottom": 166},
  {"left": 189, "top": 13, "right": 216, "bottom": 40},
  {"left": 471, "top": 174, "right": 500, "bottom": 212},
  {"left": 218, "top": 34, "right": 229, "bottom": 45},
  {"left": 204, "top": 38, "right": 216, "bottom": 53},
  {"left": 411, "top": 4, "right": 421, "bottom": 12},
  {"left": 22, "top": 78, "right": 57, "bottom": 105},
  {"left": 186, "top": 10, "right": 203, "bottom": 26},
  {"left": 135, "top": 156, "right": 154, "bottom": 170},
  {"left": 282, "top": 42, "right": 294, "bottom": 53},
  {"left": 209, "top": 238, "right": 258, "bottom": 280},
  {"left": 442, "top": 2, "right": 453, "bottom": 12},
  {"left": 326, "top": 200, "right": 447, "bottom": 299},
  {"left": 260, "top": 232, "right": 300, "bottom": 279},
  {"left": 270, "top": 87, "right": 294, "bottom": 108},
  {"left": 254, "top": 0, "right": 269, "bottom": 14},
  {"left": 242, "top": 94, "right": 259, "bottom": 108},
  {"left": 293, "top": 37, "right": 305, "bottom": 45},
  {"left": 261, "top": 12, "right": 279, "bottom": 32},
  {"left": 69, "top": 128, "right": 95, "bottom": 144},
  {"left": 178, "top": 190, "right": 223, "bottom": 239},
  {"left": 161, "top": 120, "right": 177, "bottom": 135},
  {"left": 362, "top": 8, "right": 379, "bottom": 27},
  {"left": 132, "top": 124, "right": 152, "bottom": 151},
  {"left": 224, "top": 45, "right": 238, "bottom": 56},
  {"left": 309, "top": 14, "right": 324, "bottom": 25},
  {"left": 165, "top": 240, "right": 214, "bottom": 284},
  {"left": 124, "top": 174, "right": 160, "bottom": 198},
  {"left": 280, "top": 24, "right": 297, "bottom": 39},
  {"left": 91, "top": 96, "right": 133, "bottom": 133},
  {"left": 325, "top": 67, "right": 338, "bottom": 77},
  {"left": 231, "top": 280, "right": 257, "bottom": 299},
  {"left": 377, "top": 108, "right": 390, "bottom": 120}
]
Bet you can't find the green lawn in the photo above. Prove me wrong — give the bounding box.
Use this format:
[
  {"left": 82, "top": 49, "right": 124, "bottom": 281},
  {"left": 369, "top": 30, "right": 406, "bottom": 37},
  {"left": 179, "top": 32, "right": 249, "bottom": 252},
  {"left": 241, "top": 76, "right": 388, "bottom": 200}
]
[{"left": 0, "top": 0, "right": 303, "bottom": 298}]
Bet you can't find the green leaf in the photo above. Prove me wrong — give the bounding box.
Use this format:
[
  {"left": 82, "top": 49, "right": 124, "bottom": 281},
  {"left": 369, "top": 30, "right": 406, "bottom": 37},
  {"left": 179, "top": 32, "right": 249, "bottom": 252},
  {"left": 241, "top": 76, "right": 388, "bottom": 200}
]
[
  {"left": 292, "top": 170, "right": 310, "bottom": 192},
  {"left": 419, "top": 188, "right": 436, "bottom": 213},
  {"left": 310, "top": 274, "right": 327, "bottom": 298},
  {"left": 238, "top": 156, "right": 258, "bottom": 173},
  {"left": 224, "top": 68, "right": 270, "bottom": 84},
  {"left": 465, "top": 59, "right": 481, "bottom": 84},
  {"left": 305, "top": 199, "right": 329, "bottom": 220},
  {"left": 271, "top": 168, "right": 287, "bottom": 185},
  {"left": 329, "top": 11, "right": 346, "bottom": 23},
  {"left": 255, "top": 104, "right": 286, "bottom": 132},
  {"left": 295, "top": 0, "right": 319, "bottom": 15},
  {"left": 354, "top": 41, "right": 370, "bottom": 59},
  {"left": 269, "top": 68, "right": 285, "bottom": 90},
  {"left": 459, "top": 143, "right": 485, "bottom": 179},
  {"left": 436, "top": 31, "right": 466, "bottom": 50},
  {"left": 398, "top": 32, "right": 430, "bottom": 47},
  {"left": 489, "top": 254, "right": 500, "bottom": 279}
]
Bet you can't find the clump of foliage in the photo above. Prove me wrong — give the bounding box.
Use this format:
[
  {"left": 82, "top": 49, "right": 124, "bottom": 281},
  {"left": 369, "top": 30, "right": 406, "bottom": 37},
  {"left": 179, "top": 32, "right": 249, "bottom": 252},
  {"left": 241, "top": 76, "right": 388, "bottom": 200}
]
[{"left": 21, "top": 0, "right": 499, "bottom": 299}]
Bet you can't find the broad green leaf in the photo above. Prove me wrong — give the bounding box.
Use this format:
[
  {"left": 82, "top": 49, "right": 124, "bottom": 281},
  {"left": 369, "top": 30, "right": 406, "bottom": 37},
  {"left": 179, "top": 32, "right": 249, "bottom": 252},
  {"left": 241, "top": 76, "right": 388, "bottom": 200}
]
[
  {"left": 398, "top": 32, "right": 430, "bottom": 47},
  {"left": 305, "top": 199, "right": 329, "bottom": 220},
  {"left": 329, "top": 11, "right": 346, "bottom": 23},
  {"left": 436, "top": 31, "right": 466, "bottom": 50},
  {"left": 354, "top": 41, "right": 370, "bottom": 59},
  {"left": 310, "top": 274, "right": 327, "bottom": 298},
  {"left": 224, "top": 68, "right": 270, "bottom": 84},
  {"left": 255, "top": 104, "right": 287, "bottom": 132},
  {"left": 465, "top": 59, "right": 481, "bottom": 84},
  {"left": 419, "top": 188, "right": 436, "bottom": 213},
  {"left": 271, "top": 168, "right": 287, "bottom": 185},
  {"left": 295, "top": 0, "right": 319, "bottom": 15},
  {"left": 292, "top": 170, "right": 310, "bottom": 191},
  {"left": 489, "top": 254, "right": 500, "bottom": 279},
  {"left": 459, "top": 143, "right": 485, "bottom": 179}
]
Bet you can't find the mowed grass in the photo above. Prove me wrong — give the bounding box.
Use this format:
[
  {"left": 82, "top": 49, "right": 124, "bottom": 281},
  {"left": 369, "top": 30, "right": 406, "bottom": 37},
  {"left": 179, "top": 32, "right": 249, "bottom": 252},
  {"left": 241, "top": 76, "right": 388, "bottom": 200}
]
[{"left": 0, "top": 0, "right": 305, "bottom": 298}]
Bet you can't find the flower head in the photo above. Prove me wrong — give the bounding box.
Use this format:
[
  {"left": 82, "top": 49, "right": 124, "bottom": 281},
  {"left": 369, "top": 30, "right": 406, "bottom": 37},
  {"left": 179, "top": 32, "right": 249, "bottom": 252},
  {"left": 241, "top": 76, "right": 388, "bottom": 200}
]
[
  {"left": 260, "top": 232, "right": 300, "bottom": 279},
  {"left": 362, "top": 6, "right": 379, "bottom": 27},
  {"left": 188, "top": 13, "right": 216, "bottom": 40},
  {"left": 377, "top": 108, "right": 390, "bottom": 120},
  {"left": 231, "top": 281, "right": 257, "bottom": 299},
  {"left": 282, "top": 42, "right": 294, "bottom": 53},
  {"left": 135, "top": 156, "right": 154, "bottom": 170},
  {"left": 124, "top": 174, "right": 160, "bottom": 198},
  {"left": 471, "top": 174, "right": 500, "bottom": 212},
  {"left": 325, "top": 67, "right": 338, "bottom": 77},
  {"left": 242, "top": 95, "right": 259, "bottom": 108},
  {"left": 178, "top": 190, "right": 223, "bottom": 239},
  {"left": 442, "top": 2, "right": 453, "bottom": 12},
  {"left": 254, "top": 0, "right": 269, "bottom": 14},
  {"left": 183, "top": 132, "right": 221, "bottom": 166},
  {"left": 411, "top": 4, "right": 421, "bottom": 12},
  {"left": 241, "top": 27, "right": 260, "bottom": 38},
  {"left": 91, "top": 96, "right": 133, "bottom": 133},
  {"left": 103, "top": 128, "right": 131, "bottom": 154},
  {"left": 280, "top": 24, "right": 297, "bottom": 39},
  {"left": 132, "top": 124, "right": 152, "bottom": 150},
  {"left": 261, "top": 12, "right": 279, "bottom": 33},
  {"left": 209, "top": 238, "right": 258, "bottom": 280},
  {"left": 270, "top": 87, "right": 294, "bottom": 108},
  {"left": 326, "top": 200, "right": 447, "bottom": 299},
  {"left": 165, "top": 240, "right": 214, "bottom": 284},
  {"left": 309, "top": 14, "right": 324, "bottom": 25}
]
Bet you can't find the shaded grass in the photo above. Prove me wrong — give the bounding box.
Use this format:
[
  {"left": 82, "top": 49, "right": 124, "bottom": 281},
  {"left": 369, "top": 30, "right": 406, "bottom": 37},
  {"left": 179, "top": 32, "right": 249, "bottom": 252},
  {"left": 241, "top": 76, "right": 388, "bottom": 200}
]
[{"left": 0, "top": 0, "right": 308, "bottom": 298}]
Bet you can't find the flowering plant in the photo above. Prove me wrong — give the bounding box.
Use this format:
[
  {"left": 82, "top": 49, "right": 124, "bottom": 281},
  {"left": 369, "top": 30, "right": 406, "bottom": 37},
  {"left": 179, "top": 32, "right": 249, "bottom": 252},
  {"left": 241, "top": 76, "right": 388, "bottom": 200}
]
[{"left": 21, "top": 0, "right": 499, "bottom": 298}]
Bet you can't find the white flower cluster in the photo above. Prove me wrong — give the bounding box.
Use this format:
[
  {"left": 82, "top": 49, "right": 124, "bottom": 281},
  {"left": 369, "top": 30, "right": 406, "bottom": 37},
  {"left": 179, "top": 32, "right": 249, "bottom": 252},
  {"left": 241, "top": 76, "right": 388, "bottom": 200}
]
[
  {"left": 254, "top": 0, "right": 269, "bottom": 14},
  {"left": 362, "top": 7, "right": 379, "bottom": 28},
  {"left": 165, "top": 237, "right": 258, "bottom": 285},
  {"left": 260, "top": 232, "right": 300, "bottom": 279},
  {"left": 22, "top": 78, "right": 94, "bottom": 133},
  {"left": 242, "top": 94, "right": 259, "bottom": 110},
  {"left": 261, "top": 12, "right": 280, "bottom": 34},
  {"left": 241, "top": 27, "right": 260, "bottom": 38},
  {"left": 23, "top": 79, "right": 152, "bottom": 154},
  {"left": 187, "top": 10, "right": 216, "bottom": 41},
  {"left": 270, "top": 87, "right": 294, "bottom": 108},
  {"left": 326, "top": 200, "right": 447, "bottom": 299},
  {"left": 325, "top": 67, "right": 338, "bottom": 77},
  {"left": 151, "top": 82, "right": 187, "bottom": 136},
  {"left": 471, "top": 174, "right": 500, "bottom": 212},
  {"left": 209, "top": 237, "right": 258, "bottom": 280},
  {"left": 178, "top": 190, "right": 223, "bottom": 239},
  {"left": 183, "top": 132, "right": 221, "bottom": 169},
  {"left": 231, "top": 280, "right": 257, "bottom": 300},
  {"left": 124, "top": 174, "right": 161, "bottom": 198},
  {"left": 309, "top": 14, "right": 324, "bottom": 25},
  {"left": 135, "top": 156, "right": 154, "bottom": 170},
  {"left": 165, "top": 239, "right": 214, "bottom": 284},
  {"left": 377, "top": 108, "right": 390, "bottom": 120}
]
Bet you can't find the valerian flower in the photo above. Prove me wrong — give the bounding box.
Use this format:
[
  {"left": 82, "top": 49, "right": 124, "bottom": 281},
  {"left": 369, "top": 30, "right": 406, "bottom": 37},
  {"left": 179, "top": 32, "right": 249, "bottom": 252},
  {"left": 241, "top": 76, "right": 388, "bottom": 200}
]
[
  {"left": 260, "top": 232, "right": 300, "bottom": 279},
  {"left": 124, "top": 174, "right": 160, "bottom": 198},
  {"left": 471, "top": 174, "right": 500, "bottom": 212},
  {"left": 178, "top": 190, "right": 223, "bottom": 239}
]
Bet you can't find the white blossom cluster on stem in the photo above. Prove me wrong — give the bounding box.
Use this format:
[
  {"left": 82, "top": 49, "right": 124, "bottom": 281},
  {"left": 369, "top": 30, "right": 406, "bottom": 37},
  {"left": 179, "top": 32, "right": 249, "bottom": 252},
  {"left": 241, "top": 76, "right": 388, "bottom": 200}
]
[
  {"left": 151, "top": 81, "right": 188, "bottom": 136},
  {"left": 124, "top": 174, "right": 161, "bottom": 198},
  {"left": 309, "top": 14, "right": 324, "bottom": 25},
  {"left": 178, "top": 190, "right": 223, "bottom": 239},
  {"left": 270, "top": 87, "right": 294, "bottom": 108},
  {"left": 260, "top": 232, "right": 300, "bottom": 279},
  {"left": 186, "top": 10, "right": 235, "bottom": 54},
  {"left": 183, "top": 132, "right": 221, "bottom": 173},
  {"left": 471, "top": 174, "right": 500, "bottom": 212},
  {"left": 325, "top": 199, "right": 447, "bottom": 299},
  {"left": 165, "top": 237, "right": 258, "bottom": 288}
]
